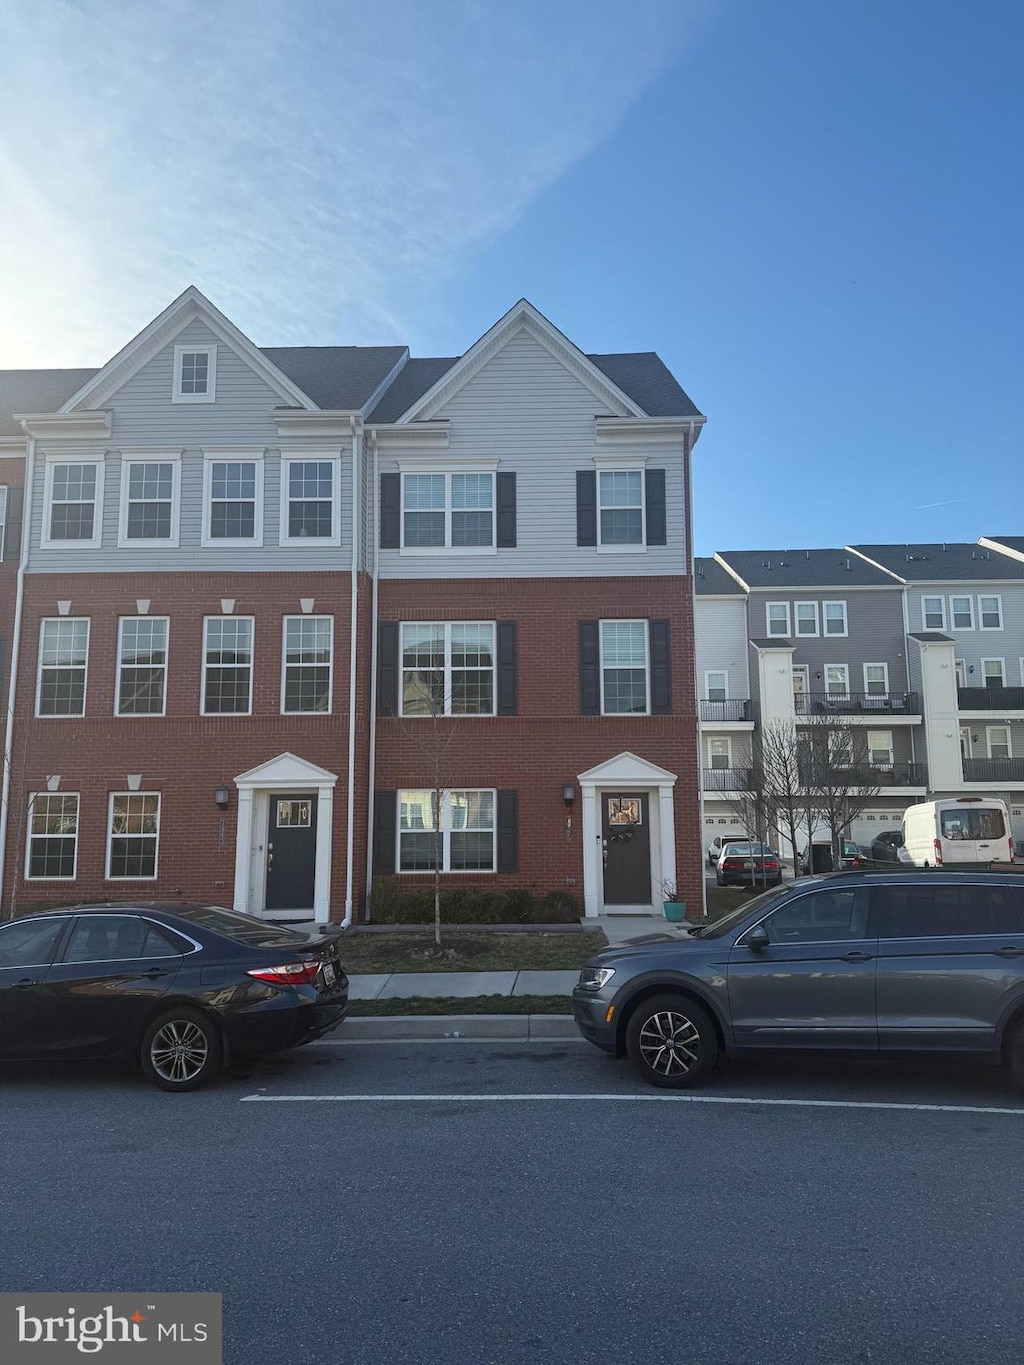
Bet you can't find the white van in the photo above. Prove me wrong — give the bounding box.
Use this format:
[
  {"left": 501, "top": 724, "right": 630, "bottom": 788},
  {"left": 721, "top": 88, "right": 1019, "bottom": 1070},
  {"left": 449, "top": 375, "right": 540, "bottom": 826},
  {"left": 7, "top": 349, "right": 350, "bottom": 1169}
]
[{"left": 901, "top": 797, "right": 1015, "bottom": 867}]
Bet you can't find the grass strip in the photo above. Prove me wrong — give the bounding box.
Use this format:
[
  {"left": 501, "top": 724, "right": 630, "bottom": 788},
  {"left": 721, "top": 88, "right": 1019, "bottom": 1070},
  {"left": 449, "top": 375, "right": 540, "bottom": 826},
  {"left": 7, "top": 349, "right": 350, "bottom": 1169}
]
[{"left": 339, "top": 930, "right": 606, "bottom": 975}]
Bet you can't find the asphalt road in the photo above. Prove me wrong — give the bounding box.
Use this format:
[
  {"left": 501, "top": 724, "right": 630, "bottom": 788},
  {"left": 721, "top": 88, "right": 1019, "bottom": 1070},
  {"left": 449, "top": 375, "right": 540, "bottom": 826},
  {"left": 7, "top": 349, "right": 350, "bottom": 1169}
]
[{"left": 4, "top": 1039, "right": 1024, "bottom": 1365}]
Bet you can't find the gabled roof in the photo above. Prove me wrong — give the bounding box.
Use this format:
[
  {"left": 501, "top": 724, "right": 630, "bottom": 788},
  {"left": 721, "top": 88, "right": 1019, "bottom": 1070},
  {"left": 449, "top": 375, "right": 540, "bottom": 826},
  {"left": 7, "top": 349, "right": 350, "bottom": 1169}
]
[
  {"left": 262, "top": 346, "right": 407, "bottom": 410},
  {"left": 694, "top": 556, "right": 744, "bottom": 595},
  {"left": 907, "top": 632, "right": 956, "bottom": 643},
  {"left": 851, "top": 542, "right": 1024, "bottom": 582},
  {"left": 0, "top": 368, "right": 97, "bottom": 440},
  {"left": 587, "top": 353, "right": 702, "bottom": 418},
  {"left": 716, "top": 547, "right": 896, "bottom": 589},
  {"left": 366, "top": 357, "right": 459, "bottom": 423},
  {"left": 979, "top": 535, "right": 1024, "bottom": 562}
]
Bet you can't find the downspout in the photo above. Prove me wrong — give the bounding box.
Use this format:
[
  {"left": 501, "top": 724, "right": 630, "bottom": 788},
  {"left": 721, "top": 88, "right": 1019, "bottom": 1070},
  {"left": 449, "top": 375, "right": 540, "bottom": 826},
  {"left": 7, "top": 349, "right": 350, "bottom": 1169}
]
[
  {"left": 342, "top": 414, "right": 361, "bottom": 927},
  {"left": 364, "top": 429, "right": 380, "bottom": 919},
  {"left": 0, "top": 433, "right": 35, "bottom": 919},
  {"left": 685, "top": 421, "right": 708, "bottom": 923}
]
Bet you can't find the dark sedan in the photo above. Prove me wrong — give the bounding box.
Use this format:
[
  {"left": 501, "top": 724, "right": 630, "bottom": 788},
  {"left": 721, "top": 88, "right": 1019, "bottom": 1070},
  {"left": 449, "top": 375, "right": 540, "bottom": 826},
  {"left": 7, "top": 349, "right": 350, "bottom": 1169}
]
[{"left": 0, "top": 902, "right": 348, "bottom": 1091}]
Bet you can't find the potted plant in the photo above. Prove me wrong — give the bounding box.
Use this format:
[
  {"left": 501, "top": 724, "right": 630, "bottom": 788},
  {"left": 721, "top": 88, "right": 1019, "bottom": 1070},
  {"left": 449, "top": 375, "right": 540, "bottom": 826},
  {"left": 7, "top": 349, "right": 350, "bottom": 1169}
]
[{"left": 662, "top": 880, "right": 687, "bottom": 922}]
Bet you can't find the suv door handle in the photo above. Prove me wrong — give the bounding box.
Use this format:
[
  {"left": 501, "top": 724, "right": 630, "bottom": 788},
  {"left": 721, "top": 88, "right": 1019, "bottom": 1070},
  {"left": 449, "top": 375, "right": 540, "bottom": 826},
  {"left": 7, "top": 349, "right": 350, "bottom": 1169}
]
[
  {"left": 11, "top": 977, "right": 38, "bottom": 989},
  {"left": 841, "top": 951, "right": 873, "bottom": 962},
  {"left": 140, "top": 968, "right": 170, "bottom": 979},
  {"left": 994, "top": 946, "right": 1024, "bottom": 958}
]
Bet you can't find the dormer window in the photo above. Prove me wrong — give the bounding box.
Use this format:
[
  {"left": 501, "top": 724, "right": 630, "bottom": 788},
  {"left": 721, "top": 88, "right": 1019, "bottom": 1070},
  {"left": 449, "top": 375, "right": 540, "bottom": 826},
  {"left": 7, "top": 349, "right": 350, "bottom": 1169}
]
[{"left": 172, "top": 344, "right": 216, "bottom": 403}]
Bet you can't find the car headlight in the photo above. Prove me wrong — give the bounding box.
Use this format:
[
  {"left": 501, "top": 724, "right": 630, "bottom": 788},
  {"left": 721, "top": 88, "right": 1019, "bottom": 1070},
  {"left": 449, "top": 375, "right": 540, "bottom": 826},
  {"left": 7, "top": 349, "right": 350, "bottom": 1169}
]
[{"left": 577, "top": 966, "right": 616, "bottom": 991}]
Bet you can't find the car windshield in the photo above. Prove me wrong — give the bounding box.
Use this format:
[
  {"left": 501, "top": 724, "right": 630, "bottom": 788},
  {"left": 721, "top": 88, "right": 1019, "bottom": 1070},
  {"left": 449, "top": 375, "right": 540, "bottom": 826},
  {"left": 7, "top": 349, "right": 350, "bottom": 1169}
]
[
  {"left": 696, "top": 882, "right": 793, "bottom": 938},
  {"left": 723, "top": 842, "right": 769, "bottom": 855},
  {"left": 170, "top": 904, "right": 315, "bottom": 947}
]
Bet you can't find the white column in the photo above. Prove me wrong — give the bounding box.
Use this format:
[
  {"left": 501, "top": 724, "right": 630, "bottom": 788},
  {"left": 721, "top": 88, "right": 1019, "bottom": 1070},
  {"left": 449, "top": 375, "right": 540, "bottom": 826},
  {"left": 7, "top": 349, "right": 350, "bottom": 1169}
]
[
  {"left": 233, "top": 787, "right": 254, "bottom": 912},
  {"left": 313, "top": 785, "right": 334, "bottom": 927},
  {"left": 657, "top": 780, "right": 677, "bottom": 904},
  {"left": 581, "top": 784, "right": 600, "bottom": 917}
]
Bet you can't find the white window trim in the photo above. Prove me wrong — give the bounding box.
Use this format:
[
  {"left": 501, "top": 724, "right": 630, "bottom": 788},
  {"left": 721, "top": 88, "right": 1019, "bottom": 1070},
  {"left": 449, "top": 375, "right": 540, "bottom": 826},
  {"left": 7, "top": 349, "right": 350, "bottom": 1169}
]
[
  {"left": 40, "top": 457, "right": 105, "bottom": 551},
  {"left": 1019, "top": 657, "right": 1024, "bottom": 687},
  {"left": 396, "top": 788, "right": 498, "bottom": 875},
  {"left": 280, "top": 615, "right": 335, "bottom": 715},
  {"left": 0, "top": 485, "right": 8, "bottom": 562},
  {"left": 707, "top": 736, "right": 732, "bottom": 769},
  {"left": 201, "top": 615, "right": 255, "bottom": 717},
  {"left": 866, "top": 730, "right": 894, "bottom": 766},
  {"left": 863, "top": 662, "right": 890, "bottom": 695},
  {"left": 981, "top": 657, "right": 1006, "bottom": 688},
  {"left": 955, "top": 658, "right": 966, "bottom": 687},
  {"left": 172, "top": 344, "right": 217, "bottom": 404},
  {"left": 766, "top": 602, "right": 791, "bottom": 638},
  {"left": 201, "top": 450, "right": 264, "bottom": 548},
  {"left": 822, "top": 600, "right": 848, "bottom": 638},
  {"left": 35, "top": 617, "right": 89, "bottom": 718},
  {"left": 978, "top": 593, "right": 1004, "bottom": 631},
  {"left": 115, "top": 616, "right": 170, "bottom": 718},
  {"left": 279, "top": 454, "right": 342, "bottom": 548},
  {"left": 921, "top": 595, "right": 946, "bottom": 632},
  {"left": 398, "top": 621, "right": 497, "bottom": 718},
  {"left": 986, "top": 726, "right": 1012, "bottom": 760},
  {"left": 948, "top": 594, "right": 975, "bottom": 631},
  {"left": 398, "top": 468, "right": 497, "bottom": 555},
  {"left": 105, "top": 792, "right": 161, "bottom": 881},
  {"left": 596, "top": 467, "right": 647, "bottom": 554},
  {"left": 825, "top": 663, "right": 850, "bottom": 697},
  {"left": 704, "top": 670, "right": 729, "bottom": 701},
  {"left": 599, "top": 619, "right": 650, "bottom": 717},
  {"left": 25, "top": 791, "right": 80, "bottom": 881},
  {"left": 794, "top": 601, "right": 819, "bottom": 637},
  {"left": 116, "top": 451, "right": 182, "bottom": 548},
  {"left": 792, "top": 664, "right": 810, "bottom": 713}
]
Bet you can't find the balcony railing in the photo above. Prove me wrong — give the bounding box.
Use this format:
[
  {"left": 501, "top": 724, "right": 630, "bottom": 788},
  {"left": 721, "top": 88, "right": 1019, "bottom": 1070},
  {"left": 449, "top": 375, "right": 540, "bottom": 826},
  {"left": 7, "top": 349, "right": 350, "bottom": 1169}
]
[
  {"left": 796, "top": 761, "right": 927, "bottom": 788},
  {"left": 702, "top": 767, "right": 752, "bottom": 791},
  {"left": 699, "top": 698, "right": 751, "bottom": 722},
  {"left": 958, "top": 686, "right": 1024, "bottom": 711},
  {"left": 963, "top": 757, "right": 1024, "bottom": 783},
  {"left": 796, "top": 691, "right": 919, "bottom": 717}
]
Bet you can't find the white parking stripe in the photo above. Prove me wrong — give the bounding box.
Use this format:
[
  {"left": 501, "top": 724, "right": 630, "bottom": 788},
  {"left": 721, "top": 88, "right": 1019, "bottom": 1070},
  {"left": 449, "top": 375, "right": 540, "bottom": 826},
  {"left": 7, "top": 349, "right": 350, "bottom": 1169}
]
[{"left": 239, "top": 1092, "right": 1024, "bottom": 1115}]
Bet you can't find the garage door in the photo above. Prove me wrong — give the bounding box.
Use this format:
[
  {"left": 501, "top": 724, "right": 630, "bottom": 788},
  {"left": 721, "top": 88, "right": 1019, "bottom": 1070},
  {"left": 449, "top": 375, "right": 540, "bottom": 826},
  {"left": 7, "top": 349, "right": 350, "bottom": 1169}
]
[{"left": 850, "top": 810, "right": 904, "bottom": 847}]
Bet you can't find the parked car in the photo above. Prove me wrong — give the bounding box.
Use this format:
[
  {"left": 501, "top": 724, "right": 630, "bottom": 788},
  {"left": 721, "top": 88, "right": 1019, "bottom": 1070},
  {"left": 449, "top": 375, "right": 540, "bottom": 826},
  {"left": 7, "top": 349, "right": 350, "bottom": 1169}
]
[
  {"left": 869, "top": 831, "right": 904, "bottom": 863},
  {"left": 707, "top": 834, "right": 744, "bottom": 867},
  {"left": 715, "top": 841, "right": 782, "bottom": 888},
  {"left": 902, "top": 797, "right": 1014, "bottom": 867},
  {"left": 573, "top": 869, "right": 1024, "bottom": 1089},
  {"left": 0, "top": 903, "right": 348, "bottom": 1091},
  {"left": 799, "top": 840, "right": 865, "bottom": 874}
]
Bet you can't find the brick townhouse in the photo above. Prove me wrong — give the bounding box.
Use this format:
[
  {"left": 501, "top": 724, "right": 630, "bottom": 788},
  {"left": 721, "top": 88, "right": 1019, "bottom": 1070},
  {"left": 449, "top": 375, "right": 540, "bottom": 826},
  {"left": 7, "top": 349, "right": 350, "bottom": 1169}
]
[{"left": 0, "top": 288, "right": 706, "bottom": 924}]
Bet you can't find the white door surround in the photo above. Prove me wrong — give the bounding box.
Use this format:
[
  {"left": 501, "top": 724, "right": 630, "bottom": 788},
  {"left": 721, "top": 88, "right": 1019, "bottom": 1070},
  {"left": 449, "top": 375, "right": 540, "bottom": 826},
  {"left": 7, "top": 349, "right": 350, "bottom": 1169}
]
[
  {"left": 232, "top": 752, "right": 338, "bottom": 924},
  {"left": 578, "top": 751, "right": 678, "bottom": 917}
]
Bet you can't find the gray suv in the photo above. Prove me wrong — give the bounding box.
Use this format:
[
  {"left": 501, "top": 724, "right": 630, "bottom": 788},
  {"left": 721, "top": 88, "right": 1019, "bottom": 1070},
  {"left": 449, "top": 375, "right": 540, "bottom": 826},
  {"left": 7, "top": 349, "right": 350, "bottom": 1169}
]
[{"left": 573, "top": 871, "right": 1024, "bottom": 1089}]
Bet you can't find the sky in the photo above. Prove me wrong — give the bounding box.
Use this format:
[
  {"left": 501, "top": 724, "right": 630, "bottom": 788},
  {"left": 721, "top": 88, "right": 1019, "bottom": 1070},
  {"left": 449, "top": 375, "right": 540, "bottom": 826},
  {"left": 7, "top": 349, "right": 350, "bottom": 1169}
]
[{"left": 0, "top": 0, "right": 1021, "bottom": 555}]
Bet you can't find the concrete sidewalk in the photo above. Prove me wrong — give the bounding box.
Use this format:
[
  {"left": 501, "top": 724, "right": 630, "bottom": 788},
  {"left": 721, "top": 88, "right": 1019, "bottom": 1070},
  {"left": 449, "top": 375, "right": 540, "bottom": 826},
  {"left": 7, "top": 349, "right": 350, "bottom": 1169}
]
[{"left": 349, "top": 969, "right": 581, "bottom": 1000}]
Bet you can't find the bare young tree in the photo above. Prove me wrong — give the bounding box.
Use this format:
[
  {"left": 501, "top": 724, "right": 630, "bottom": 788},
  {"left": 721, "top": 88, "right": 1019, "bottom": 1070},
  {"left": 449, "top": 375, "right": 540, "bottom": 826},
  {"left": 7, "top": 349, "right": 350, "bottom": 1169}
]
[
  {"left": 717, "top": 760, "right": 776, "bottom": 889},
  {"left": 760, "top": 718, "right": 807, "bottom": 878},
  {"left": 798, "top": 714, "right": 883, "bottom": 871}
]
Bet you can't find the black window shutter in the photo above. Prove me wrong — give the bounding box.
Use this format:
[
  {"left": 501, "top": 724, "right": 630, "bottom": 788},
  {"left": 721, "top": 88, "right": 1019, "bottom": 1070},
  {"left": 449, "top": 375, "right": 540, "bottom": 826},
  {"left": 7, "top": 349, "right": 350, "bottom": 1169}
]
[
  {"left": 649, "top": 619, "right": 672, "bottom": 714},
  {"left": 496, "top": 621, "right": 517, "bottom": 715},
  {"left": 576, "top": 470, "right": 597, "bottom": 546},
  {"left": 3, "top": 485, "right": 23, "bottom": 563},
  {"left": 380, "top": 473, "right": 401, "bottom": 549},
  {"left": 645, "top": 469, "right": 666, "bottom": 546},
  {"left": 373, "top": 791, "right": 397, "bottom": 874},
  {"left": 496, "top": 472, "right": 517, "bottom": 548},
  {"left": 377, "top": 621, "right": 399, "bottom": 715},
  {"left": 497, "top": 790, "right": 518, "bottom": 872},
  {"left": 579, "top": 620, "right": 600, "bottom": 715}
]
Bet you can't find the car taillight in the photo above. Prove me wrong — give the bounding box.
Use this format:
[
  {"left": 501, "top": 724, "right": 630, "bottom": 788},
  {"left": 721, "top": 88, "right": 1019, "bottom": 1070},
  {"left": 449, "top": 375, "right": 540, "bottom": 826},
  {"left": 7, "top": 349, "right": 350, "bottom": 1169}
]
[
  {"left": 247, "top": 961, "right": 320, "bottom": 986},
  {"left": 724, "top": 859, "right": 741, "bottom": 868},
  {"left": 764, "top": 860, "right": 778, "bottom": 869},
  {"left": 1011, "top": 838, "right": 1016, "bottom": 864},
  {"left": 933, "top": 837, "right": 943, "bottom": 866}
]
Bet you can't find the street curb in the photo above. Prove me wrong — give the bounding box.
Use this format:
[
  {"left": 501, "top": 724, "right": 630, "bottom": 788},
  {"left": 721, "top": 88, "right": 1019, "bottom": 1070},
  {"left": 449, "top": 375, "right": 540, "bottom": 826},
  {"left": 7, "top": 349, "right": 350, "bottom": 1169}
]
[{"left": 341, "top": 1014, "right": 580, "bottom": 1041}]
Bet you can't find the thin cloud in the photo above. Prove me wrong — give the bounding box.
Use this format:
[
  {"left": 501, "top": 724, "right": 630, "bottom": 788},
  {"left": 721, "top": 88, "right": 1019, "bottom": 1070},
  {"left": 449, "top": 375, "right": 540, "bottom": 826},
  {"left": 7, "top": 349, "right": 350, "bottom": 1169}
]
[
  {"left": 912, "top": 497, "right": 980, "bottom": 510},
  {"left": 0, "top": 0, "right": 701, "bottom": 365}
]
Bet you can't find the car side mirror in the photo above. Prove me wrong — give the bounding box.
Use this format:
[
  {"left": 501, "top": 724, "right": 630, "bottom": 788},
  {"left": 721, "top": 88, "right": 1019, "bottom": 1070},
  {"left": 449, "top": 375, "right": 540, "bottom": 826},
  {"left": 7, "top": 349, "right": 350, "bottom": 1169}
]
[{"left": 745, "top": 926, "right": 770, "bottom": 952}]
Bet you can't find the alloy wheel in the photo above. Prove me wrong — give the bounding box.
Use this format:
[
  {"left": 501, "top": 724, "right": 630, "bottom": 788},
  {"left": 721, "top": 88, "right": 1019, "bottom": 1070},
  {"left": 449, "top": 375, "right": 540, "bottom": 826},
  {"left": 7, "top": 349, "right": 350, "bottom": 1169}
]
[
  {"left": 149, "top": 1020, "right": 209, "bottom": 1084},
  {"left": 637, "top": 1010, "right": 701, "bottom": 1077}
]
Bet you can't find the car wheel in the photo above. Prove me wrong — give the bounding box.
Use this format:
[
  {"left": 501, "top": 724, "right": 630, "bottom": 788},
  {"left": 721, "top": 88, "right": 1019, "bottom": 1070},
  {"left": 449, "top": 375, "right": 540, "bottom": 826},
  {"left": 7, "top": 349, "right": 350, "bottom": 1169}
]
[
  {"left": 625, "top": 993, "right": 718, "bottom": 1089},
  {"left": 1006, "top": 1020, "right": 1024, "bottom": 1090},
  {"left": 140, "top": 1007, "right": 222, "bottom": 1092}
]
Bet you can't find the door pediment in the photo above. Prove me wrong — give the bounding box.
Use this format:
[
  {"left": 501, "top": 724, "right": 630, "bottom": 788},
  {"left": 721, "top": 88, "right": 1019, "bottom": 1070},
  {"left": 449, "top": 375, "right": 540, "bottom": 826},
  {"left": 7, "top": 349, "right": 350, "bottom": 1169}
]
[
  {"left": 577, "top": 751, "right": 677, "bottom": 786},
  {"left": 234, "top": 752, "right": 338, "bottom": 789}
]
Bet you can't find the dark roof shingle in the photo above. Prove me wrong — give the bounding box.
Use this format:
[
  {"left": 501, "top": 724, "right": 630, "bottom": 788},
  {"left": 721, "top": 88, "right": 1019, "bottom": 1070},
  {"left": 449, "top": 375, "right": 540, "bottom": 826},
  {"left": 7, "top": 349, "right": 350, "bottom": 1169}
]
[
  {"left": 717, "top": 548, "right": 897, "bottom": 589},
  {"left": 852, "top": 543, "right": 1024, "bottom": 581},
  {"left": 0, "top": 368, "right": 98, "bottom": 440},
  {"left": 694, "top": 557, "right": 744, "bottom": 595},
  {"left": 261, "top": 346, "right": 406, "bottom": 410},
  {"left": 586, "top": 352, "right": 702, "bottom": 418}
]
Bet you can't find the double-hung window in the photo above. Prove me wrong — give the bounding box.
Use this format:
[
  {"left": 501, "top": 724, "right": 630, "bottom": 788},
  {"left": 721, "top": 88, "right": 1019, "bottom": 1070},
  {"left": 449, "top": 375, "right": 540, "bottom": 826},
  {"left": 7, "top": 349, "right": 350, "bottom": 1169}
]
[
  {"left": 766, "top": 603, "right": 790, "bottom": 637},
  {"left": 37, "top": 619, "right": 89, "bottom": 717},
  {"left": 281, "top": 457, "right": 340, "bottom": 545},
  {"left": 202, "top": 617, "right": 254, "bottom": 715},
  {"left": 708, "top": 737, "right": 731, "bottom": 770},
  {"left": 118, "top": 455, "right": 180, "bottom": 546},
  {"left": 42, "top": 461, "right": 103, "bottom": 548},
  {"left": 922, "top": 596, "right": 946, "bottom": 631},
  {"left": 398, "top": 789, "right": 496, "bottom": 872},
  {"left": 401, "top": 472, "right": 494, "bottom": 550},
  {"left": 979, "top": 595, "right": 1003, "bottom": 630},
  {"left": 864, "top": 663, "right": 889, "bottom": 696},
  {"left": 950, "top": 595, "right": 974, "bottom": 630},
  {"left": 825, "top": 664, "right": 850, "bottom": 699},
  {"left": 795, "top": 602, "right": 818, "bottom": 636},
  {"left": 867, "top": 730, "right": 894, "bottom": 768},
  {"left": 988, "top": 726, "right": 1012, "bottom": 760},
  {"left": 600, "top": 620, "right": 649, "bottom": 715},
  {"left": 202, "top": 453, "right": 263, "bottom": 547},
  {"left": 26, "top": 793, "right": 79, "bottom": 879},
  {"left": 173, "top": 344, "right": 216, "bottom": 402},
  {"left": 107, "top": 793, "right": 160, "bottom": 879},
  {"left": 982, "top": 658, "right": 1006, "bottom": 690},
  {"left": 116, "top": 617, "right": 169, "bottom": 716},
  {"left": 400, "top": 622, "right": 495, "bottom": 716},
  {"left": 597, "top": 471, "right": 644, "bottom": 547},
  {"left": 282, "top": 616, "right": 333, "bottom": 713},
  {"left": 705, "top": 671, "right": 728, "bottom": 702},
  {"left": 823, "top": 601, "right": 848, "bottom": 636}
]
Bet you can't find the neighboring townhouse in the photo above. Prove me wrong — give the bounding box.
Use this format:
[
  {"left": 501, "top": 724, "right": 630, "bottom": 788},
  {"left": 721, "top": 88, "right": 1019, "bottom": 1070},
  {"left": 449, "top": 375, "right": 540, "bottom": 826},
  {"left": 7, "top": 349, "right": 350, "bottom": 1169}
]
[
  {"left": 0, "top": 288, "right": 705, "bottom": 924},
  {"left": 850, "top": 542, "right": 1024, "bottom": 844}
]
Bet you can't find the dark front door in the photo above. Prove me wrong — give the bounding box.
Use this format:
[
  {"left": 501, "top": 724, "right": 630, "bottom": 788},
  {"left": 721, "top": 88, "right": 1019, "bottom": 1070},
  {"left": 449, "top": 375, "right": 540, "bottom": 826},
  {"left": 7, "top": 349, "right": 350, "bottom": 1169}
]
[
  {"left": 601, "top": 793, "right": 652, "bottom": 906},
  {"left": 266, "top": 793, "right": 318, "bottom": 911}
]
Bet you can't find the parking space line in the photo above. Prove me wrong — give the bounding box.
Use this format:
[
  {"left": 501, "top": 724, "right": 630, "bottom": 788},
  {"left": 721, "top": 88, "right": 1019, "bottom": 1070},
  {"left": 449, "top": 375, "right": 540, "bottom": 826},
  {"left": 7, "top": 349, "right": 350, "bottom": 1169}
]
[{"left": 239, "top": 1092, "right": 1024, "bottom": 1115}]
